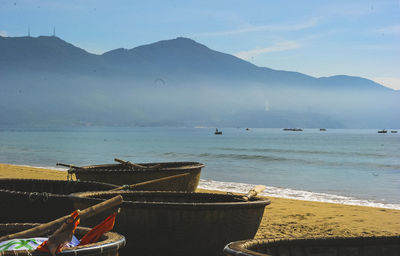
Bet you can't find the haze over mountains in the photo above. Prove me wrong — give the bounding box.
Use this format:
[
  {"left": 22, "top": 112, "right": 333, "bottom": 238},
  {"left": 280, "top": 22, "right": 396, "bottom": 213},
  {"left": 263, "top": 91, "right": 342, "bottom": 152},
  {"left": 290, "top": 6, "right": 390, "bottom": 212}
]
[{"left": 0, "top": 35, "right": 399, "bottom": 128}]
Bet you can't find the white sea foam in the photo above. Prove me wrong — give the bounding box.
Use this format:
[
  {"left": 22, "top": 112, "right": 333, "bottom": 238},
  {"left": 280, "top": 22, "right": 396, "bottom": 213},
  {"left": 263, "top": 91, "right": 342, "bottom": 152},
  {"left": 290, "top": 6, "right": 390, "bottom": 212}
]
[
  {"left": 199, "top": 179, "right": 400, "bottom": 210},
  {"left": 7, "top": 164, "right": 68, "bottom": 171},
  {"left": 36, "top": 166, "right": 69, "bottom": 171}
]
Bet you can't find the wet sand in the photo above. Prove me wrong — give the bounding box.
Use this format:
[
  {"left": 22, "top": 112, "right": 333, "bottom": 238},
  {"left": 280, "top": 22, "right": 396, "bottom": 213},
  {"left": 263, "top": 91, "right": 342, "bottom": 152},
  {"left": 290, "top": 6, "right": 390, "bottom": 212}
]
[{"left": 1, "top": 163, "right": 399, "bottom": 239}]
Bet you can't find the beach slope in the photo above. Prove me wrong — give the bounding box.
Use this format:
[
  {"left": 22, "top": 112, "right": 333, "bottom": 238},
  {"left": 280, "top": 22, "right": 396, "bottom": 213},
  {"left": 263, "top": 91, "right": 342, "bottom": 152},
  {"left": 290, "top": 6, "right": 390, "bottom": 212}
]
[{"left": 1, "top": 163, "right": 399, "bottom": 239}]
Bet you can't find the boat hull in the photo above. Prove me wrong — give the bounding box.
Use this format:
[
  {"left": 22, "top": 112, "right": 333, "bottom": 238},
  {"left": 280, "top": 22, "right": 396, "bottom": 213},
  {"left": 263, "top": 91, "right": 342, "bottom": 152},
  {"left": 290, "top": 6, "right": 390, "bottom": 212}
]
[
  {"left": 71, "top": 162, "right": 204, "bottom": 192},
  {"left": 71, "top": 191, "right": 270, "bottom": 256},
  {"left": 0, "top": 179, "right": 118, "bottom": 223},
  {"left": 224, "top": 237, "right": 400, "bottom": 256}
]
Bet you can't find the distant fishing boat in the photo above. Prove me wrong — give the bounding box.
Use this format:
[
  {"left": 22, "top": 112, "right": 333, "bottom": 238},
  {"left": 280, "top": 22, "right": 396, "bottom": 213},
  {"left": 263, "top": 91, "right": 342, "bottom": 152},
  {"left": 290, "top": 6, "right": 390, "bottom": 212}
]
[
  {"left": 391, "top": 130, "right": 398, "bottom": 133},
  {"left": 320, "top": 128, "right": 327, "bottom": 131},
  {"left": 378, "top": 129, "right": 387, "bottom": 133},
  {"left": 246, "top": 128, "right": 250, "bottom": 131},
  {"left": 283, "top": 128, "right": 303, "bottom": 131},
  {"left": 215, "top": 128, "right": 222, "bottom": 135}
]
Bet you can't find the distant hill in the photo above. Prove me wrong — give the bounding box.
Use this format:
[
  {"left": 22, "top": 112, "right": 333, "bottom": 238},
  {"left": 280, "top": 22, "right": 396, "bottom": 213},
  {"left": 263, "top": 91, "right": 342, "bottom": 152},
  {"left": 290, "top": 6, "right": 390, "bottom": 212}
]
[{"left": 0, "top": 35, "right": 398, "bottom": 128}]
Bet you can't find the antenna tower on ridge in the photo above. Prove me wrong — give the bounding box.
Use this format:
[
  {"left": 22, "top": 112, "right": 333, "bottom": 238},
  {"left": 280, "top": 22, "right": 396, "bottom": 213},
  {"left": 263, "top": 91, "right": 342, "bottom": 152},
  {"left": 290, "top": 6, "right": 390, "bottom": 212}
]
[
  {"left": 53, "top": 26, "right": 56, "bottom": 37},
  {"left": 28, "top": 27, "right": 30, "bottom": 37}
]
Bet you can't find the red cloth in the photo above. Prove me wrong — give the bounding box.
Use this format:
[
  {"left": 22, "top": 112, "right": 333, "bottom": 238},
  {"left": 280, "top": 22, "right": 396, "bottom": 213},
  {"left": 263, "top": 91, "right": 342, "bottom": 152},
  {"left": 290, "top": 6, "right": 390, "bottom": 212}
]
[
  {"left": 36, "top": 210, "right": 80, "bottom": 254},
  {"left": 35, "top": 211, "right": 116, "bottom": 254},
  {"left": 79, "top": 212, "right": 117, "bottom": 245}
]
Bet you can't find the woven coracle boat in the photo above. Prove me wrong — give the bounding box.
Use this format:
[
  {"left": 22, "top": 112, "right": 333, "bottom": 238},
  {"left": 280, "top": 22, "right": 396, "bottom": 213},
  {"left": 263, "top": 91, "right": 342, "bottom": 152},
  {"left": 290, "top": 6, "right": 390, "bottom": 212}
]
[
  {"left": 0, "top": 179, "right": 118, "bottom": 223},
  {"left": 0, "top": 223, "right": 125, "bottom": 256},
  {"left": 223, "top": 237, "right": 400, "bottom": 256},
  {"left": 71, "top": 190, "right": 271, "bottom": 256},
  {"left": 68, "top": 161, "right": 205, "bottom": 192}
]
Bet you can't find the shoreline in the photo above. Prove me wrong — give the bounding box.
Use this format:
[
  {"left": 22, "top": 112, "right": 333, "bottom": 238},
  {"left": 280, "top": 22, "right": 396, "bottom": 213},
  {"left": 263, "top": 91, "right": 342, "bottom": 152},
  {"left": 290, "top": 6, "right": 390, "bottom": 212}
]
[
  {"left": 199, "top": 179, "right": 400, "bottom": 210},
  {"left": 3, "top": 162, "right": 400, "bottom": 210},
  {"left": 1, "top": 163, "right": 399, "bottom": 239}
]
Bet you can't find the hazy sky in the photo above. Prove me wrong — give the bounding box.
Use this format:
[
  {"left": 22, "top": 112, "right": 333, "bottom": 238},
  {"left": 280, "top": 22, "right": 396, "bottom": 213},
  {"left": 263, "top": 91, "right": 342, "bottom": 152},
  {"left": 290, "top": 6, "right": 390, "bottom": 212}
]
[{"left": 1, "top": 0, "right": 399, "bottom": 89}]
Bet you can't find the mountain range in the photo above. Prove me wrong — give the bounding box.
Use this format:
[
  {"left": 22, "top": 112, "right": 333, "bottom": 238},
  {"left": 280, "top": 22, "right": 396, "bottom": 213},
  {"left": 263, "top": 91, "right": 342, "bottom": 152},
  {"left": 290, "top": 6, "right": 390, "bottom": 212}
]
[{"left": 0, "top": 35, "right": 398, "bottom": 128}]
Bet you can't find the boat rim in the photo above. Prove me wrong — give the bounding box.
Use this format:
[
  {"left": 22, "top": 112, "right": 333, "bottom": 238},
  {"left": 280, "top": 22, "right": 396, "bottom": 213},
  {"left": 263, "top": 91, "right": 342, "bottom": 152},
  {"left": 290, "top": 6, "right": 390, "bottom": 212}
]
[
  {"left": 72, "top": 162, "right": 205, "bottom": 172},
  {"left": 0, "top": 178, "right": 118, "bottom": 186},
  {"left": 0, "top": 178, "right": 119, "bottom": 192},
  {"left": 70, "top": 190, "right": 271, "bottom": 209},
  {"left": 224, "top": 236, "right": 400, "bottom": 256}
]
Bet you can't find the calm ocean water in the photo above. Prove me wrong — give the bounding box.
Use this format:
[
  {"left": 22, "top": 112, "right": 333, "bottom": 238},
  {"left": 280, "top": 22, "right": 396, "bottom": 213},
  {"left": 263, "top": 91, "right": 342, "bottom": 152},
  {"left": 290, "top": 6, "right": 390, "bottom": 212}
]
[{"left": 0, "top": 127, "right": 399, "bottom": 209}]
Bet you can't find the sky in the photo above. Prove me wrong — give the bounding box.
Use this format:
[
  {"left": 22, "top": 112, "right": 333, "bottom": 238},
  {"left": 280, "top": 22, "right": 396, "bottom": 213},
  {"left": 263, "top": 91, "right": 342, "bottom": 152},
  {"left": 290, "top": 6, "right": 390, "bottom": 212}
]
[{"left": 1, "top": 0, "right": 399, "bottom": 90}]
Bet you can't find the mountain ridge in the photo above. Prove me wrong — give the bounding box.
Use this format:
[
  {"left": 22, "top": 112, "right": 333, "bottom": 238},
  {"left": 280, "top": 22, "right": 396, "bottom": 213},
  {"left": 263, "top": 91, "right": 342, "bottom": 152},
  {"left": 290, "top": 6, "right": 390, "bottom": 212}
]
[
  {"left": 0, "top": 35, "right": 398, "bottom": 128},
  {"left": 1, "top": 35, "right": 392, "bottom": 90}
]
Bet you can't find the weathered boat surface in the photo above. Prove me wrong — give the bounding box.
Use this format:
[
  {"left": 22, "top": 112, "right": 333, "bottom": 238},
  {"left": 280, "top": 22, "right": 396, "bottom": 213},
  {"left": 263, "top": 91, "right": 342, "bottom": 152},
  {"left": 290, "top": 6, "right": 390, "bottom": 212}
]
[
  {"left": 0, "top": 223, "right": 125, "bottom": 256},
  {"left": 224, "top": 237, "right": 400, "bottom": 256},
  {"left": 0, "top": 179, "right": 118, "bottom": 223},
  {"left": 69, "top": 162, "right": 205, "bottom": 192},
  {"left": 71, "top": 190, "right": 271, "bottom": 256}
]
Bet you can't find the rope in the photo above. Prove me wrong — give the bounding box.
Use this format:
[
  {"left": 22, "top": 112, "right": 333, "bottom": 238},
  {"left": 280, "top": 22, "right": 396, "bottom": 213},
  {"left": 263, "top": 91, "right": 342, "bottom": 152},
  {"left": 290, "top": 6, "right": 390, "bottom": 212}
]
[
  {"left": 28, "top": 192, "right": 38, "bottom": 202},
  {"left": 67, "top": 172, "right": 74, "bottom": 181},
  {"left": 41, "top": 192, "right": 49, "bottom": 202},
  {"left": 28, "top": 192, "right": 49, "bottom": 202}
]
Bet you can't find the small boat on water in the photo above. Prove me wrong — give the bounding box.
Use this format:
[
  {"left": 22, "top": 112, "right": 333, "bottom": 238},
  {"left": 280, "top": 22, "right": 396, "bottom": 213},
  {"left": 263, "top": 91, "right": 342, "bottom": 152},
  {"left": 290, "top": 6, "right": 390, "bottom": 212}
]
[
  {"left": 224, "top": 236, "right": 400, "bottom": 256},
  {"left": 61, "top": 160, "right": 204, "bottom": 192},
  {"left": 391, "top": 130, "right": 398, "bottom": 133},
  {"left": 71, "top": 190, "right": 271, "bottom": 256},
  {"left": 0, "top": 223, "right": 125, "bottom": 256},
  {"left": 0, "top": 179, "right": 118, "bottom": 223},
  {"left": 215, "top": 128, "right": 222, "bottom": 135},
  {"left": 378, "top": 129, "right": 388, "bottom": 133},
  {"left": 283, "top": 128, "right": 303, "bottom": 131},
  {"left": 320, "top": 128, "right": 327, "bottom": 131}
]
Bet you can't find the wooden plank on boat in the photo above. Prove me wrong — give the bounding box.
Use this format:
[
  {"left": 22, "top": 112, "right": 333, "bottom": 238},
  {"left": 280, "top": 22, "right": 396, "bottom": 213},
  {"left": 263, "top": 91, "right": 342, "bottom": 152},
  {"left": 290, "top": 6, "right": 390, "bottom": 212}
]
[{"left": 110, "top": 172, "right": 190, "bottom": 191}]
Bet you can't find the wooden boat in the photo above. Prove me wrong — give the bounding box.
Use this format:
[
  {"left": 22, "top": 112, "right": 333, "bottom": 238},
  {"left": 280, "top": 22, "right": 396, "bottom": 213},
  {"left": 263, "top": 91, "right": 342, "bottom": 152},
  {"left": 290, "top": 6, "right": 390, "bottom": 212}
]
[
  {"left": 71, "top": 190, "right": 271, "bottom": 256},
  {"left": 378, "top": 129, "right": 387, "bottom": 133},
  {"left": 215, "top": 128, "right": 222, "bottom": 135},
  {"left": 0, "top": 179, "right": 118, "bottom": 223},
  {"left": 66, "top": 161, "right": 205, "bottom": 192},
  {"left": 0, "top": 223, "right": 125, "bottom": 256},
  {"left": 224, "top": 236, "right": 400, "bottom": 256},
  {"left": 283, "top": 128, "right": 303, "bottom": 131}
]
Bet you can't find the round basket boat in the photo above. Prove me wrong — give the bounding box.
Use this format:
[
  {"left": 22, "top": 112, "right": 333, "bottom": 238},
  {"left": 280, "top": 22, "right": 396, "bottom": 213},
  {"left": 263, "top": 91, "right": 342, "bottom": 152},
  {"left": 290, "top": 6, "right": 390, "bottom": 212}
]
[
  {"left": 223, "top": 237, "right": 400, "bottom": 256},
  {"left": 0, "top": 223, "right": 125, "bottom": 256},
  {"left": 71, "top": 190, "right": 271, "bottom": 256},
  {"left": 69, "top": 162, "right": 205, "bottom": 192},
  {"left": 0, "top": 179, "right": 118, "bottom": 223}
]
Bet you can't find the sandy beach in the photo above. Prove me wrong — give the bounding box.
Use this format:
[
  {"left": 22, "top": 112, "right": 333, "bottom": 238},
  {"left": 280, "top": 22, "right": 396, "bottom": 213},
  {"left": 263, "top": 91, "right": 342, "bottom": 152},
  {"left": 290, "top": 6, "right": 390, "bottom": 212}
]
[{"left": 1, "top": 163, "right": 399, "bottom": 239}]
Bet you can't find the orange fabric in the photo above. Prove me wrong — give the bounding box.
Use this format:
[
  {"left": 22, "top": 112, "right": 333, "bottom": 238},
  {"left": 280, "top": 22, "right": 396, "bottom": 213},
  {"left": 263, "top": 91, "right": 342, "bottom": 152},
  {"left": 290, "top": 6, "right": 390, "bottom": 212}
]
[
  {"left": 35, "top": 241, "right": 51, "bottom": 252},
  {"left": 36, "top": 210, "right": 80, "bottom": 253},
  {"left": 79, "top": 212, "right": 117, "bottom": 245}
]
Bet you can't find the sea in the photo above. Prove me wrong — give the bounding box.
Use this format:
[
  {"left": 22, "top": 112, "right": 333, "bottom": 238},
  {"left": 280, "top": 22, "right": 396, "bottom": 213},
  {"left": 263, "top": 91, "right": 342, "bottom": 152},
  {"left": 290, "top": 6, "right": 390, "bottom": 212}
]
[{"left": 0, "top": 127, "right": 399, "bottom": 209}]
